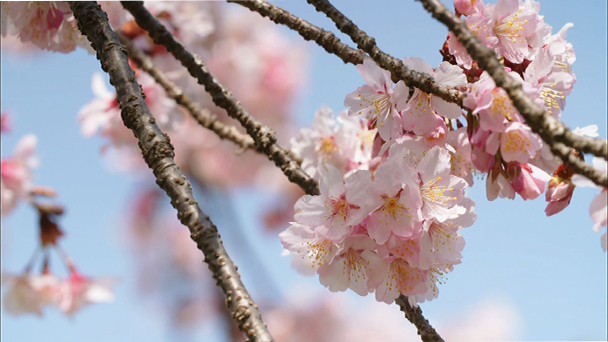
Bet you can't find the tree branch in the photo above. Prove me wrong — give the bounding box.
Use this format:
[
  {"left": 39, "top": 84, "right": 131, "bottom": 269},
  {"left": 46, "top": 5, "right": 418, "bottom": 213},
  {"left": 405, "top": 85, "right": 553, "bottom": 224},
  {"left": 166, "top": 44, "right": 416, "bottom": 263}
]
[
  {"left": 305, "top": 0, "right": 466, "bottom": 107},
  {"left": 415, "top": 0, "right": 608, "bottom": 188},
  {"left": 228, "top": 0, "right": 367, "bottom": 66},
  {"left": 68, "top": 2, "right": 273, "bottom": 341},
  {"left": 116, "top": 32, "right": 256, "bottom": 152},
  {"left": 121, "top": 1, "right": 319, "bottom": 196},
  {"left": 395, "top": 296, "right": 444, "bottom": 342}
]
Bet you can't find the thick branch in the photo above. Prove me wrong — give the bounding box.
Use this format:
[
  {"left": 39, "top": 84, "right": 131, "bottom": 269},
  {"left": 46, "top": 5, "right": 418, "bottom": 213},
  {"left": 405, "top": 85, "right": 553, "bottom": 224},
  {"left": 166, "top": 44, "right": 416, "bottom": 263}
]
[
  {"left": 116, "top": 32, "right": 256, "bottom": 152},
  {"left": 415, "top": 0, "right": 608, "bottom": 187},
  {"left": 68, "top": 2, "right": 273, "bottom": 341},
  {"left": 121, "top": 1, "right": 319, "bottom": 196},
  {"left": 306, "top": 0, "right": 465, "bottom": 107}
]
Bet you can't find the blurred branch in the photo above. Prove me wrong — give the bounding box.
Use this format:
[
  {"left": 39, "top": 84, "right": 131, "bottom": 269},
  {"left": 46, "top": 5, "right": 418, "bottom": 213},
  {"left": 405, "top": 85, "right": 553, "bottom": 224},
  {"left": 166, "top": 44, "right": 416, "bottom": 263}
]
[
  {"left": 69, "top": 2, "right": 274, "bottom": 341},
  {"left": 415, "top": 0, "right": 608, "bottom": 188},
  {"left": 232, "top": 0, "right": 466, "bottom": 107},
  {"left": 121, "top": 1, "right": 319, "bottom": 196},
  {"left": 116, "top": 32, "right": 256, "bottom": 152}
]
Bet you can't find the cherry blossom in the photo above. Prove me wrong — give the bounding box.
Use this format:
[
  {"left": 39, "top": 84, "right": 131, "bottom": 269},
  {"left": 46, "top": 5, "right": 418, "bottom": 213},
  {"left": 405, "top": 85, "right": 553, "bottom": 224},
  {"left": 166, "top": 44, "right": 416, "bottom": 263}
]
[
  {"left": 318, "top": 235, "right": 387, "bottom": 296},
  {"left": 1, "top": 134, "right": 39, "bottom": 216},
  {"left": 344, "top": 59, "right": 409, "bottom": 141},
  {"left": 401, "top": 58, "right": 466, "bottom": 136},
  {"left": 294, "top": 165, "right": 372, "bottom": 242},
  {"left": 1, "top": 272, "right": 60, "bottom": 316},
  {"left": 58, "top": 270, "right": 115, "bottom": 316},
  {"left": 279, "top": 223, "right": 339, "bottom": 275}
]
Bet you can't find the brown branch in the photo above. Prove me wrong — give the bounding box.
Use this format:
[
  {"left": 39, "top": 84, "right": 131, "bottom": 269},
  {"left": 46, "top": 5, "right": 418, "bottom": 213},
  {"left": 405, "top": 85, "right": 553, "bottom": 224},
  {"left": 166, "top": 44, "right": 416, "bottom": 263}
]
[
  {"left": 68, "top": 2, "right": 273, "bottom": 341},
  {"left": 305, "top": 0, "right": 466, "bottom": 107},
  {"left": 228, "top": 0, "right": 367, "bottom": 66},
  {"left": 121, "top": 1, "right": 319, "bottom": 196},
  {"left": 415, "top": 0, "right": 608, "bottom": 188},
  {"left": 395, "top": 296, "right": 445, "bottom": 342},
  {"left": 116, "top": 32, "right": 256, "bottom": 152}
]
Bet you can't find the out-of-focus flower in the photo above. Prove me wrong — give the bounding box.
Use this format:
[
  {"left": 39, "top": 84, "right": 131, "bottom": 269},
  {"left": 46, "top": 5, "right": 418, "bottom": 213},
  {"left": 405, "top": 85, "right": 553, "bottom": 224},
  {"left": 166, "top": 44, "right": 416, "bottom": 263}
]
[
  {"left": 58, "top": 270, "right": 115, "bottom": 316},
  {"left": 1, "top": 134, "right": 39, "bottom": 216},
  {"left": 1, "top": 111, "right": 11, "bottom": 133},
  {"left": 0, "top": 2, "right": 86, "bottom": 53},
  {"left": 1, "top": 272, "right": 60, "bottom": 316}
]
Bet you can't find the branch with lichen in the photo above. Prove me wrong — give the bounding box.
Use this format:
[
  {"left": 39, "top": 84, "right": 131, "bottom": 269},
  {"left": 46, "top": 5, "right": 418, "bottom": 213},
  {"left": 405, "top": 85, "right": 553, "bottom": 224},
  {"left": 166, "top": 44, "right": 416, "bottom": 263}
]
[
  {"left": 415, "top": 0, "right": 608, "bottom": 188},
  {"left": 232, "top": 0, "right": 465, "bottom": 107},
  {"left": 68, "top": 2, "right": 273, "bottom": 341},
  {"left": 121, "top": 1, "right": 319, "bottom": 196},
  {"left": 116, "top": 32, "right": 256, "bottom": 152}
]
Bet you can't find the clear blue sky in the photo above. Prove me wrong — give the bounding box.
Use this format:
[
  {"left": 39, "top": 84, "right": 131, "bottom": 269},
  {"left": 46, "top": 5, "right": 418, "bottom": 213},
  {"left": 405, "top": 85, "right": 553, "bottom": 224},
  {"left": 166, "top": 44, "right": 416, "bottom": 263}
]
[{"left": 1, "top": 1, "right": 606, "bottom": 341}]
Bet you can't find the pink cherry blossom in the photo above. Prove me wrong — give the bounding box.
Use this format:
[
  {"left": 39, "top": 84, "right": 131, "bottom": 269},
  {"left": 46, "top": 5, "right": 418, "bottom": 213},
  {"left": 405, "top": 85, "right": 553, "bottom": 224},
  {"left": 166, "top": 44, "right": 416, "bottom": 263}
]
[
  {"left": 279, "top": 222, "right": 339, "bottom": 275},
  {"left": 294, "top": 165, "right": 372, "bottom": 242},
  {"left": 344, "top": 59, "right": 408, "bottom": 140},
  {"left": 417, "top": 219, "right": 465, "bottom": 270},
  {"left": 416, "top": 146, "right": 468, "bottom": 222},
  {"left": 318, "top": 235, "right": 388, "bottom": 296},
  {"left": 1, "top": 134, "right": 39, "bottom": 216},
  {"left": 544, "top": 176, "right": 575, "bottom": 216},
  {"left": 454, "top": 0, "right": 485, "bottom": 16},
  {"left": 366, "top": 152, "right": 423, "bottom": 244},
  {"left": 58, "top": 270, "right": 115, "bottom": 316},
  {"left": 486, "top": 171, "right": 516, "bottom": 201},
  {"left": 402, "top": 58, "right": 466, "bottom": 136},
  {"left": 464, "top": 72, "right": 526, "bottom": 133},
  {"left": 506, "top": 162, "right": 550, "bottom": 200},
  {"left": 374, "top": 257, "right": 428, "bottom": 304},
  {"left": 78, "top": 72, "right": 180, "bottom": 153},
  {"left": 1, "top": 272, "right": 60, "bottom": 316},
  {"left": 485, "top": 121, "right": 543, "bottom": 163},
  {"left": 0, "top": 2, "right": 87, "bottom": 53},
  {"left": 485, "top": 0, "right": 539, "bottom": 63},
  {"left": 446, "top": 127, "right": 476, "bottom": 185},
  {"left": 524, "top": 44, "right": 575, "bottom": 118},
  {"left": 291, "top": 106, "right": 370, "bottom": 178}
]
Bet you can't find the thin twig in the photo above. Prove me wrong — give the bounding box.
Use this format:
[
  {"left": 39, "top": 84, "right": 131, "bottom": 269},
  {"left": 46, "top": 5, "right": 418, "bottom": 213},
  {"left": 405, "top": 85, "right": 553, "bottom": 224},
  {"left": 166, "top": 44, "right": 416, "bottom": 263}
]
[
  {"left": 415, "top": 0, "right": 608, "bottom": 188},
  {"left": 305, "top": 0, "right": 466, "bottom": 107},
  {"left": 68, "top": 3, "right": 273, "bottom": 341},
  {"left": 121, "top": 1, "right": 319, "bottom": 196},
  {"left": 116, "top": 32, "right": 256, "bottom": 152}
]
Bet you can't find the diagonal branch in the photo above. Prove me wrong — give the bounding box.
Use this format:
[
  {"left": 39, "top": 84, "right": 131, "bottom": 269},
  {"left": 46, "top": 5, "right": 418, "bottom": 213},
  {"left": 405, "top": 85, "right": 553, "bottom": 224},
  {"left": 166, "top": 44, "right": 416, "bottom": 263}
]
[
  {"left": 233, "top": 0, "right": 466, "bottom": 107},
  {"left": 415, "top": 0, "right": 608, "bottom": 188},
  {"left": 305, "top": 0, "right": 466, "bottom": 108},
  {"left": 68, "top": 2, "right": 273, "bottom": 341},
  {"left": 395, "top": 296, "right": 444, "bottom": 342},
  {"left": 116, "top": 32, "right": 256, "bottom": 152},
  {"left": 121, "top": 1, "right": 319, "bottom": 196}
]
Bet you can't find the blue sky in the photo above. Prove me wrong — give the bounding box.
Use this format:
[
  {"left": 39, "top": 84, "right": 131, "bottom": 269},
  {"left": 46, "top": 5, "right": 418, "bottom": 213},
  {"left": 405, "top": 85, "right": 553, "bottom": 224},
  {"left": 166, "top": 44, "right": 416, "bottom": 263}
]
[{"left": 1, "top": 1, "right": 606, "bottom": 341}]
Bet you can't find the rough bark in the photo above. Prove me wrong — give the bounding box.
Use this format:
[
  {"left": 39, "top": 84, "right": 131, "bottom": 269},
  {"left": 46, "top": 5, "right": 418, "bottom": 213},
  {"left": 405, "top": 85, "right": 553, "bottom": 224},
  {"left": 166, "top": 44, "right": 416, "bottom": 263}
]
[{"left": 68, "top": 2, "right": 274, "bottom": 341}]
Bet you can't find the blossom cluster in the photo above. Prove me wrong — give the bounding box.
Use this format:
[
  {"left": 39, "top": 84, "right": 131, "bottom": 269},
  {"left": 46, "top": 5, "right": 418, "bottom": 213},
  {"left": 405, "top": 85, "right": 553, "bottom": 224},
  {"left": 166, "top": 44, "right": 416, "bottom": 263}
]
[
  {"left": 282, "top": 0, "right": 605, "bottom": 306},
  {"left": 1, "top": 115, "right": 115, "bottom": 317}
]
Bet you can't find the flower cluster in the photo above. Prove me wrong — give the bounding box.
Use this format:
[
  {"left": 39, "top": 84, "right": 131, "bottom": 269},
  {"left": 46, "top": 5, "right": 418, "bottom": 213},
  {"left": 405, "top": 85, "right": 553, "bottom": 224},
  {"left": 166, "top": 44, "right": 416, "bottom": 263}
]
[{"left": 283, "top": 0, "right": 605, "bottom": 306}]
